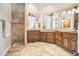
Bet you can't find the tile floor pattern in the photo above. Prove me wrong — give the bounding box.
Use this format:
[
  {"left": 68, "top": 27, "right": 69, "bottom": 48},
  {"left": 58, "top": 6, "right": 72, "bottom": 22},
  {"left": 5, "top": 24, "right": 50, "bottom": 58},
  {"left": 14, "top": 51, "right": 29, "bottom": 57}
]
[{"left": 6, "top": 42, "right": 72, "bottom": 56}]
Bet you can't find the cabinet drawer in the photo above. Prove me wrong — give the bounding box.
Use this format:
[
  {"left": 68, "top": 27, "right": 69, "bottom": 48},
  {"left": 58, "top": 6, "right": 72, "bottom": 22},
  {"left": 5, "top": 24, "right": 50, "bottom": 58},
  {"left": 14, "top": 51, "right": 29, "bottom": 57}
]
[
  {"left": 63, "top": 33, "right": 70, "bottom": 38},
  {"left": 27, "top": 30, "right": 40, "bottom": 34},
  {"left": 47, "top": 32, "right": 54, "bottom": 38},
  {"left": 41, "top": 32, "right": 46, "bottom": 35},
  {"left": 31, "top": 35, "right": 40, "bottom": 39},
  {"left": 47, "top": 38, "right": 54, "bottom": 43},
  {"left": 55, "top": 32, "right": 62, "bottom": 35},
  {"left": 63, "top": 33, "right": 77, "bottom": 40},
  {"left": 56, "top": 40, "right": 62, "bottom": 46},
  {"left": 47, "top": 36, "right": 54, "bottom": 39},
  {"left": 27, "top": 33, "right": 40, "bottom": 39},
  {"left": 47, "top": 32, "right": 54, "bottom": 35},
  {"left": 70, "top": 34, "right": 77, "bottom": 40}
]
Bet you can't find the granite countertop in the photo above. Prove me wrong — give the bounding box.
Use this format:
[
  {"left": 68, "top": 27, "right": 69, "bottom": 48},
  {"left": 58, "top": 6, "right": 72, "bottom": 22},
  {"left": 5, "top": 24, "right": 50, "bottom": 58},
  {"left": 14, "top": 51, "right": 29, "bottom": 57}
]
[
  {"left": 26, "top": 28, "right": 77, "bottom": 33},
  {"left": 55, "top": 29, "right": 77, "bottom": 33}
]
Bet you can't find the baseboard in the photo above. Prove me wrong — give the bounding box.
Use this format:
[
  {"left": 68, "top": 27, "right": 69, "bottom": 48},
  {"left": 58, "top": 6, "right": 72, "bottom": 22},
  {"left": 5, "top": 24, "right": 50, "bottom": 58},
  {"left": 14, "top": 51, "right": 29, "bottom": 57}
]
[
  {"left": 1, "top": 45, "right": 11, "bottom": 56},
  {"left": 73, "top": 52, "right": 79, "bottom": 56}
]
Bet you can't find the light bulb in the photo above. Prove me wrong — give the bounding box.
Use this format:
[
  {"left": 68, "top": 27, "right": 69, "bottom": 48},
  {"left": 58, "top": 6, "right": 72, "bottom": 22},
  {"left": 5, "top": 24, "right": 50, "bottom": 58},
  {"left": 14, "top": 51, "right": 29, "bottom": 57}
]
[
  {"left": 68, "top": 10, "right": 71, "bottom": 14},
  {"left": 31, "top": 16, "right": 34, "bottom": 19},
  {"left": 71, "top": 11, "right": 74, "bottom": 14},
  {"left": 72, "top": 8, "right": 75, "bottom": 12},
  {"left": 76, "top": 9, "right": 79, "bottom": 13},
  {"left": 34, "top": 17, "right": 36, "bottom": 19},
  {"left": 77, "top": 7, "right": 79, "bottom": 10}
]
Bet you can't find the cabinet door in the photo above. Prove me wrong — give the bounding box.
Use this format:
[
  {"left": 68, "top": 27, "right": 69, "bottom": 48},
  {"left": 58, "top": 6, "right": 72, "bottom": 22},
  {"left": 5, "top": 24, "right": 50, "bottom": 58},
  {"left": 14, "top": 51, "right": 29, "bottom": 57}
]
[
  {"left": 55, "top": 32, "right": 62, "bottom": 46},
  {"left": 56, "top": 40, "right": 62, "bottom": 46},
  {"left": 47, "top": 32, "right": 54, "bottom": 43},
  {"left": 55, "top": 32, "right": 62, "bottom": 41},
  {"left": 27, "top": 31, "right": 33, "bottom": 43},
  {"left": 70, "top": 40, "right": 77, "bottom": 52},
  {"left": 40, "top": 32, "right": 46, "bottom": 42},
  {"left": 63, "top": 33, "right": 77, "bottom": 53},
  {"left": 27, "top": 30, "right": 40, "bottom": 43},
  {"left": 69, "top": 33, "right": 77, "bottom": 52},
  {"left": 63, "top": 38, "right": 69, "bottom": 49},
  {"left": 62, "top": 33, "right": 70, "bottom": 49}
]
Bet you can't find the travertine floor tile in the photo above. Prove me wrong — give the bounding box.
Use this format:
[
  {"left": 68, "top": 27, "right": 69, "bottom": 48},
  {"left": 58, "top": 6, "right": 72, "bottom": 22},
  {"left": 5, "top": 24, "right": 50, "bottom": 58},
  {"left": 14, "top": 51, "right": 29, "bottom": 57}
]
[{"left": 7, "top": 42, "right": 72, "bottom": 56}]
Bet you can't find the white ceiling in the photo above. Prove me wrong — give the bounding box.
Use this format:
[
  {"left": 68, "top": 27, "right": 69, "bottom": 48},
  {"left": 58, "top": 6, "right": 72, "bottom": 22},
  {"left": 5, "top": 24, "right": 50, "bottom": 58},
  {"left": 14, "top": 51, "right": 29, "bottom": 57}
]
[{"left": 26, "top": 3, "right": 76, "bottom": 15}]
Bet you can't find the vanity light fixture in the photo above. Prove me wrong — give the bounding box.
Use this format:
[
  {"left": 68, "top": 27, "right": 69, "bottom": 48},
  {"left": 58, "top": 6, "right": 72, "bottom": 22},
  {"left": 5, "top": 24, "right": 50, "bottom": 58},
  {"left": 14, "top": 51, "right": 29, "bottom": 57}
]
[
  {"left": 68, "top": 10, "right": 71, "bottom": 14},
  {"left": 31, "top": 15, "right": 34, "bottom": 19},
  {"left": 76, "top": 7, "right": 79, "bottom": 13},
  {"left": 67, "top": 5, "right": 79, "bottom": 14},
  {"left": 72, "top": 8, "right": 76, "bottom": 12},
  {"left": 76, "top": 9, "right": 79, "bottom": 13},
  {"left": 73, "top": 6, "right": 79, "bottom": 14},
  {"left": 33, "top": 16, "right": 36, "bottom": 20},
  {"left": 77, "top": 7, "right": 79, "bottom": 10},
  {"left": 71, "top": 11, "right": 75, "bottom": 14}
]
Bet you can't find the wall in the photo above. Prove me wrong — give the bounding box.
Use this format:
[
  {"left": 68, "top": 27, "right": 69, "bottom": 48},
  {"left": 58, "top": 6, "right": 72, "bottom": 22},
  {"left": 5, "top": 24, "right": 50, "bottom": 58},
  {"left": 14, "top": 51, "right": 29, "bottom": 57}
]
[
  {"left": 0, "top": 3, "right": 11, "bottom": 55},
  {"left": 77, "top": 2, "right": 79, "bottom": 53},
  {"left": 11, "top": 3, "right": 25, "bottom": 44}
]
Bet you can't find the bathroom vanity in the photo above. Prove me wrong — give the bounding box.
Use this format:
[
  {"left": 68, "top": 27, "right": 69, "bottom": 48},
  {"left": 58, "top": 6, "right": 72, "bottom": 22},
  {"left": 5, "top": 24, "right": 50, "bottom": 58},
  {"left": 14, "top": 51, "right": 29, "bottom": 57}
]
[
  {"left": 27, "top": 29, "right": 77, "bottom": 54},
  {"left": 62, "top": 32, "right": 77, "bottom": 53}
]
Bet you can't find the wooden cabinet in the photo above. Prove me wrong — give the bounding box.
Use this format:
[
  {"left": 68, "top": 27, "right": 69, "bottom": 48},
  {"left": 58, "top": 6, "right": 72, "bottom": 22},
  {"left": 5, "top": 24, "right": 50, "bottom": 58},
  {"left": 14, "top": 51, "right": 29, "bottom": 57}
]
[
  {"left": 47, "top": 32, "right": 55, "bottom": 43},
  {"left": 63, "top": 38, "right": 69, "bottom": 49},
  {"left": 27, "top": 30, "right": 77, "bottom": 54},
  {"left": 40, "top": 32, "right": 47, "bottom": 42},
  {"left": 69, "top": 33, "right": 77, "bottom": 52},
  {"left": 55, "top": 31, "right": 62, "bottom": 47},
  {"left": 63, "top": 33, "right": 70, "bottom": 50},
  {"left": 27, "top": 30, "right": 40, "bottom": 43},
  {"left": 70, "top": 40, "right": 77, "bottom": 52},
  {"left": 63, "top": 32, "right": 77, "bottom": 53}
]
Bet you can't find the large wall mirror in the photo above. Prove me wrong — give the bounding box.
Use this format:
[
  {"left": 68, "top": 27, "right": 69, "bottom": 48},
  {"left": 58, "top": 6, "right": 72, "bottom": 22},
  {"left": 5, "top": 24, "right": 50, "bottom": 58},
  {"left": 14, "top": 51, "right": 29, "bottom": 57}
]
[
  {"left": 43, "top": 15, "right": 51, "bottom": 29},
  {"left": 27, "top": 13, "right": 39, "bottom": 29},
  {"left": 27, "top": 12, "right": 78, "bottom": 31}
]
